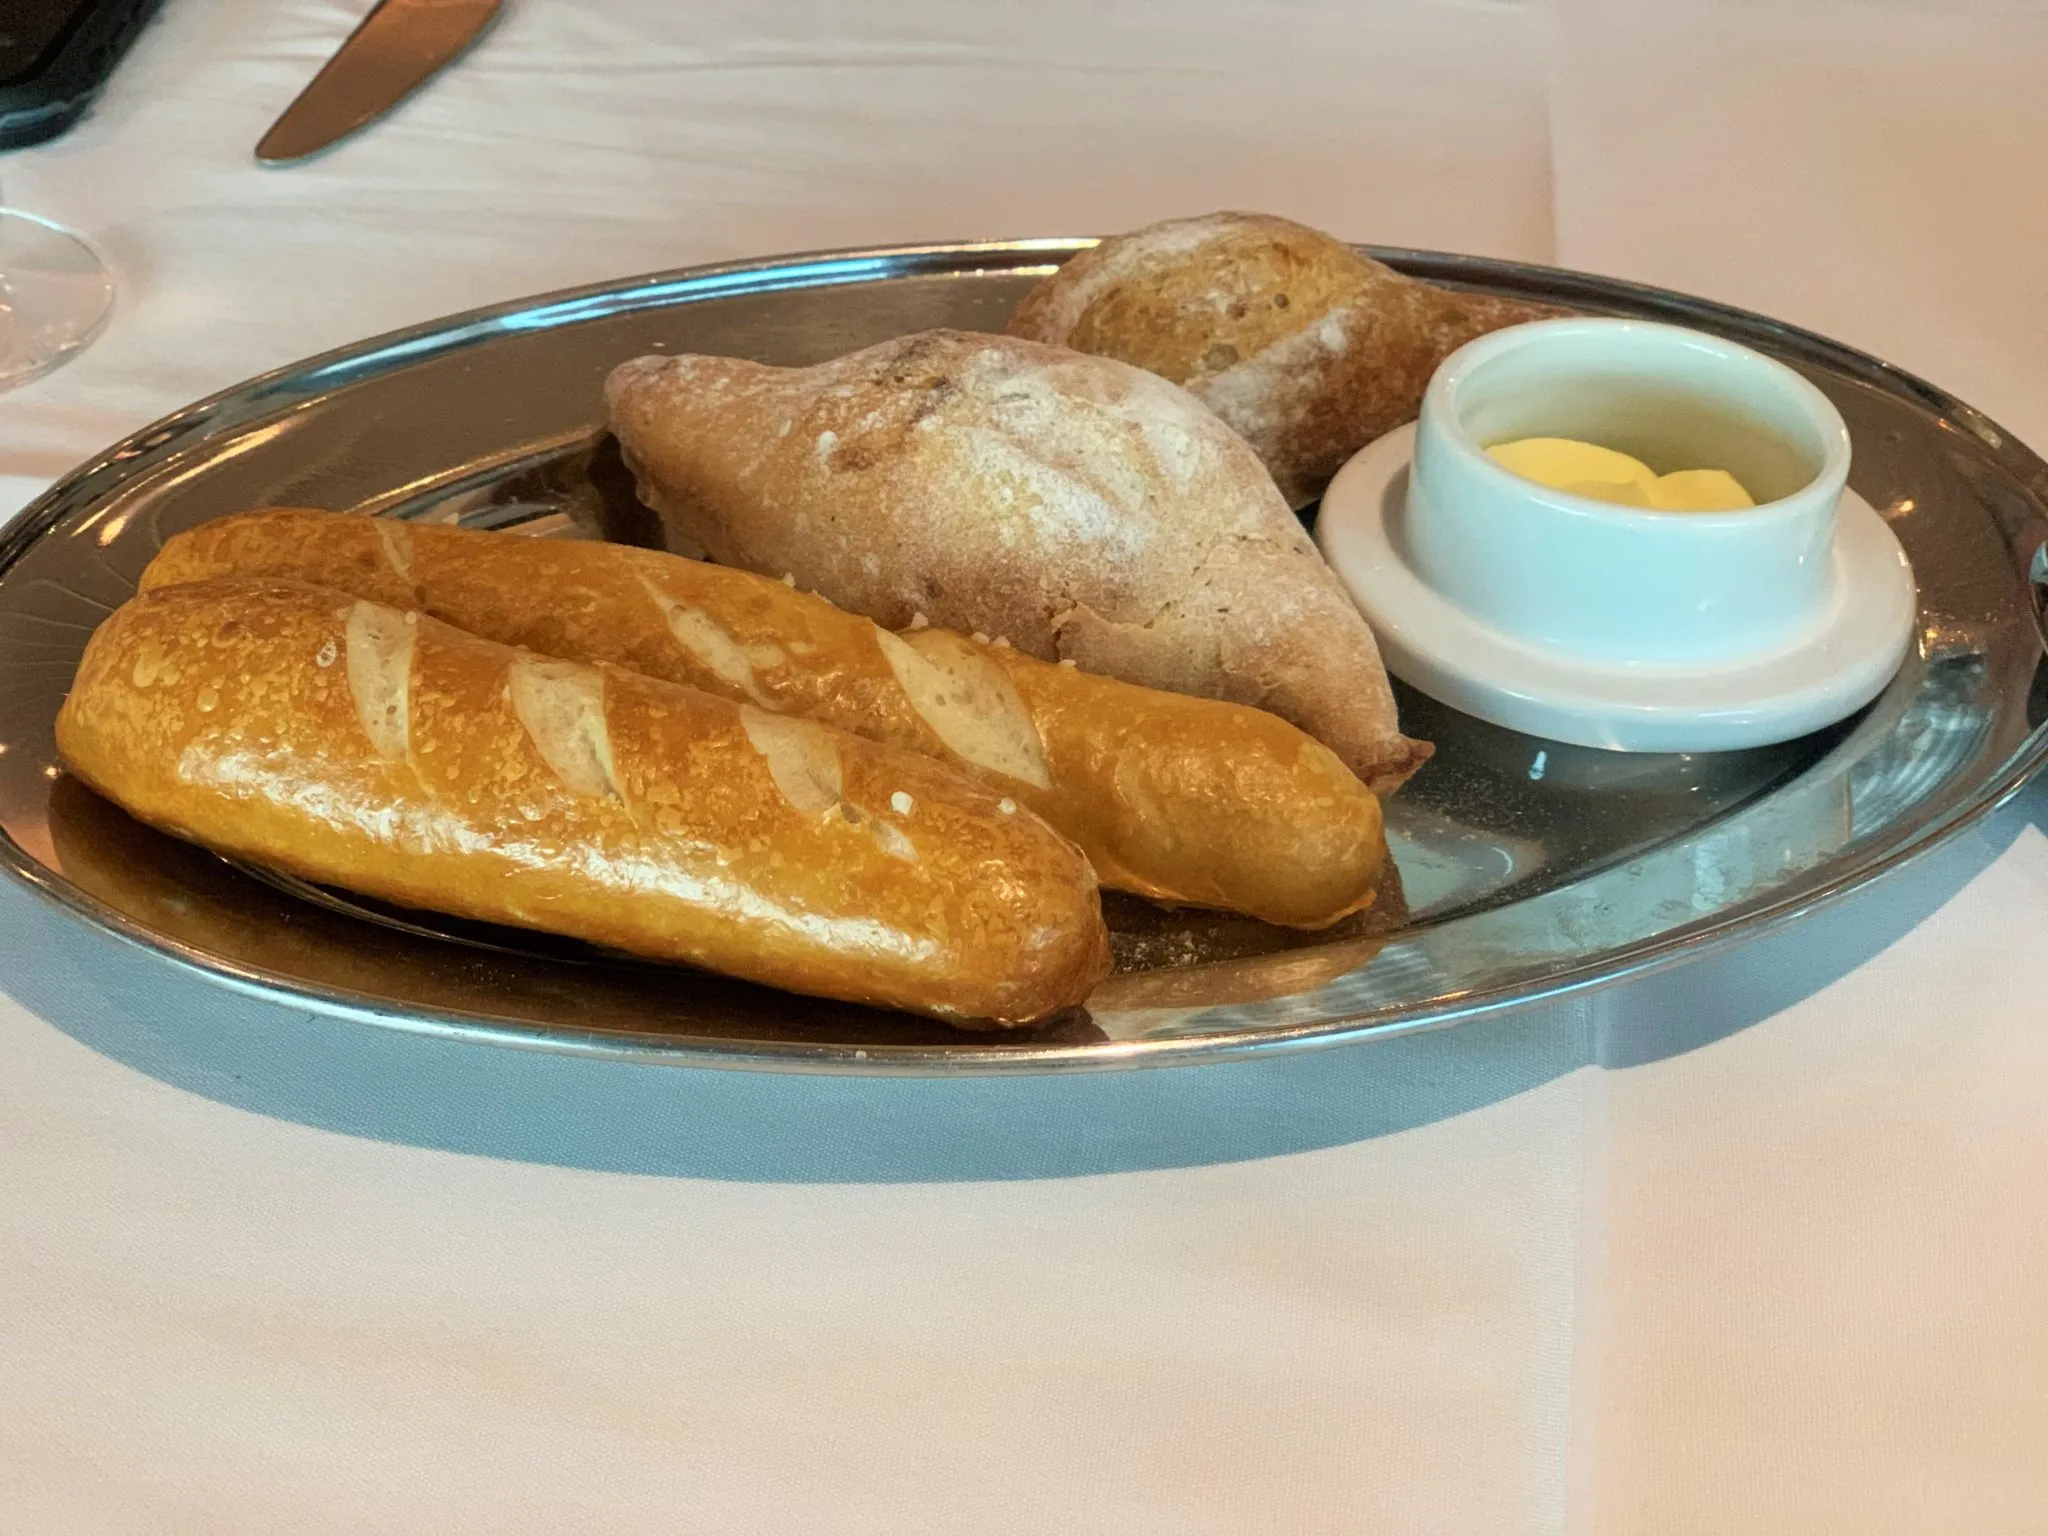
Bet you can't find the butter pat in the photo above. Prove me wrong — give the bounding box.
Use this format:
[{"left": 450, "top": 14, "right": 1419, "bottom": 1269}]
[
  {"left": 1647, "top": 468, "right": 1754, "bottom": 512},
  {"left": 1485, "top": 436, "right": 1755, "bottom": 512},
  {"left": 1487, "top": 437, "right": 1654, "bottom": 497}
]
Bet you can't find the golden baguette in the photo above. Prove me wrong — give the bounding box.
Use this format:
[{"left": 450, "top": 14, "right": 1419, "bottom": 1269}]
[
  {"left": 143, "top": 509, "right": 1387, "bottom": 929},
  {"left": 58, "top": 578, "right": 1110, "bottom": 1025}
]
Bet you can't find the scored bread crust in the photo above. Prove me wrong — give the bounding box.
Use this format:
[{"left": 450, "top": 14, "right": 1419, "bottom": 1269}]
[
  {"left": 604, "top": 329, "right": 1430, "bottom": 794},
  {"left": 1005, "top": 211, "right": 1563, "bottom": 508},
  {"left": 57, "top": 577, "right": 1110, "bottom": 1025},
  {"left": 145, "top": 510, "right": 1388, "bottom": 927}
]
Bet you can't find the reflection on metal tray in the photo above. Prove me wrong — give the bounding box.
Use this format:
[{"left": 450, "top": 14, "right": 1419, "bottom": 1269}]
[{"left": 1, "top": 240, "right": 2045, "bottom": 1073}]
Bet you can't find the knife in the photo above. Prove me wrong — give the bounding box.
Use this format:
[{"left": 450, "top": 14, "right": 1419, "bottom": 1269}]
[{"left": 256, "top": 0, "right": 502, "bottom": 165}]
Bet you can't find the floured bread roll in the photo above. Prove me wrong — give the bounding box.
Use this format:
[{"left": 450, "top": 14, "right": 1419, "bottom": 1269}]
[
  {"left": 606, "top": 329, "right": 1430, "bottom": 793},
  {"left": 1006, "top": 211, "right": 1562, "bottom": 507}
]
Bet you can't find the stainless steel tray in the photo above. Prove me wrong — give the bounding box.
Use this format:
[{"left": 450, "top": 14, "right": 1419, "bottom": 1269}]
[{"left": 4, "top": 240, "right": 2045, "bottom": 1073}]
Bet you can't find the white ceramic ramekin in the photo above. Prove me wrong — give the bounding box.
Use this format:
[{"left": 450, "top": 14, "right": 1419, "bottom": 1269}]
[
  {"left": 1406, "top": 317, "right": 1851, "bottom": 663},
  {"left": 1314, "top": 318, "right": 1917, "bottom": 753}
]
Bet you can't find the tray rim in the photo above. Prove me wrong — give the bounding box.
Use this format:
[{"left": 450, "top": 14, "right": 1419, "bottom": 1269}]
[{"left": 4, "top": 237, "right": 2046, "bottom": 1076}]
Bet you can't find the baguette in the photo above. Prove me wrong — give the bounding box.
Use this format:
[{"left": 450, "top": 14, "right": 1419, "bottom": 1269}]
[
  {"left": 57, "top": 577, "right": 1110, "bottom": 1025},
  {"left": 143, "top": 509, "right": 1388, "bottom": 928}
]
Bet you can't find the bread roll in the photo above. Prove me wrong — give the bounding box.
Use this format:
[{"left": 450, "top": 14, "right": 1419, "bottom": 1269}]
[
  {"left": 144, "top": 509, "right": 1388, "bottom": 928},
  {"left": 604, "top": 329, "right": 1430, "bottom": 794},
  {"left": 1006, "top": 211, "right": 1562, "bottom": 507},
  {"left": 57, "top": 577, "right": 1110, "bottom": 1025}
]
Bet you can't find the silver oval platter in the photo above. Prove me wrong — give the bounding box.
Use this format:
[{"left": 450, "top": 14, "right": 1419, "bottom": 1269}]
[{"left": 4, "top": 241, "right": 2047, "bottom": 1072}]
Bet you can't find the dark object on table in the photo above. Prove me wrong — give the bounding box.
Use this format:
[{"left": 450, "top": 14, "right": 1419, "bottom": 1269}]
[{"left": 0, "top": 0, "right": 163, "bottom": 150}]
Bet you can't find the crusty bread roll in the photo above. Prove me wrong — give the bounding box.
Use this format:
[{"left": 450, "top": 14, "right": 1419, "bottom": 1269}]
[
  {"left": 144, "top": 509, "right": 1387, "bottom": 928},
  {"left": 604, "top": 329, "right": 1430, "bottom": 794},
  {"left": 1005, "top": 211, "right": 1562, "bottom": 508},
  {"left": 58, "top": 577, "right": 1110, "bottom": 1025}
]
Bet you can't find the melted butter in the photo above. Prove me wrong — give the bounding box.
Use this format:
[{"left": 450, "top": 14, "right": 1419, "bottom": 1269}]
[{"left": 1486, "top": 437, "right": 1754, "bottom": 512}]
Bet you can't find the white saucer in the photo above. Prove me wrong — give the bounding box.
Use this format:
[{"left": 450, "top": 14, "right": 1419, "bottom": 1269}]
[{"left": 1316, "top": 423, "right": 1918, "bottom": 752}]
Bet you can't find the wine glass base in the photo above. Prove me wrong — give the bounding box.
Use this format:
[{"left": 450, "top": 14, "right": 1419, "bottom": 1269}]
[{"left": 0, "top": 209, "right": 115, "bottom": 391}]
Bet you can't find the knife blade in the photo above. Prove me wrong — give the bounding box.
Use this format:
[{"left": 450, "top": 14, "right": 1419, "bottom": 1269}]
[{"left": 256, "top": 0, "right": 502, "bottom": 165}]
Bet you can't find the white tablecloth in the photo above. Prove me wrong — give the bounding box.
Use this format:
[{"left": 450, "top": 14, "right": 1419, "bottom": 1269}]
[{"left": 4, "top": 2, "right": 2046, "bottom": 1528}]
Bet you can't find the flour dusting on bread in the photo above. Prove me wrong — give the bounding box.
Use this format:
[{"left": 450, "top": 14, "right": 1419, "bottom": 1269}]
[{"left": 1026, "top": 214, "right": 1245, "bottom": 340}]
